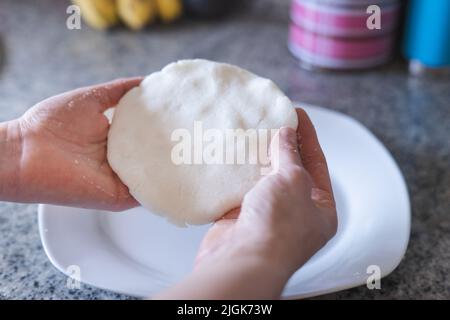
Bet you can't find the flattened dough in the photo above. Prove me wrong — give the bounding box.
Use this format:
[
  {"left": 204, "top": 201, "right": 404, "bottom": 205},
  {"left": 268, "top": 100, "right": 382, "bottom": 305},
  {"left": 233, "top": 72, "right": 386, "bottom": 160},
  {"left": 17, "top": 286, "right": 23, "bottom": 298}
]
[{"left": 107, "top": 59, "right": 297, "bottom": 225}]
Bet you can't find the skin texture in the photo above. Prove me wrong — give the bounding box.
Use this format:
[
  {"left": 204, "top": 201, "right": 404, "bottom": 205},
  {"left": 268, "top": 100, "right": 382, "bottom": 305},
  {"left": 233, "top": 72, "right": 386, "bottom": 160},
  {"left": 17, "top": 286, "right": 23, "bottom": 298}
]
[
  {"left": 157, "top": 110, "right": 337, "bottom": 299},
  {"left": 0, "top": 77, "right": 143, "bottom": 211},
  {"left": 0, "top": 80, "right": 337, "bottom": 299}
]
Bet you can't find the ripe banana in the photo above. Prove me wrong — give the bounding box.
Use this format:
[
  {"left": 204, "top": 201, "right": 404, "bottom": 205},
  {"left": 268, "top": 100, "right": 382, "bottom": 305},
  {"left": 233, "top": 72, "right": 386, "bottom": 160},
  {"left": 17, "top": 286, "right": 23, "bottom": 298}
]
[
  {"left": 117, "top": 0, "right": 156, "bottom": 30},
  {"left": 155, "top": 0, "right": 182, "bottom": 23},
  {"left": 72, "top": 0, "right": 119, "bottom": 30}
]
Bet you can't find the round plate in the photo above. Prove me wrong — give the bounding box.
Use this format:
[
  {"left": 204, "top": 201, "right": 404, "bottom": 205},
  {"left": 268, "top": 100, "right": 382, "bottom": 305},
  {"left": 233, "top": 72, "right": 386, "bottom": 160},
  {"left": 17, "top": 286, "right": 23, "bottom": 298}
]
[{"left": 38, "top": 105, "right": 410, "bottom": 298}]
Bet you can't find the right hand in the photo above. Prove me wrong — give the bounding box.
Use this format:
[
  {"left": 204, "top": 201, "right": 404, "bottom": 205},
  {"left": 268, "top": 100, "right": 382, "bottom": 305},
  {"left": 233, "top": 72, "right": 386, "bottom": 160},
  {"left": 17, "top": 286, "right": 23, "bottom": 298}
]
[{"left": 196, "top": 108, "right": 338, "bottom": 277}]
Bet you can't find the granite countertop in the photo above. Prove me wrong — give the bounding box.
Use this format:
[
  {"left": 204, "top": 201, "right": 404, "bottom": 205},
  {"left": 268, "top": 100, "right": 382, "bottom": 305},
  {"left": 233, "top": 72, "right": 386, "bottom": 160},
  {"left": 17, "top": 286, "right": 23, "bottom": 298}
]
[{"left": 0, "top": 0, "right": 449, "bottom": 299}]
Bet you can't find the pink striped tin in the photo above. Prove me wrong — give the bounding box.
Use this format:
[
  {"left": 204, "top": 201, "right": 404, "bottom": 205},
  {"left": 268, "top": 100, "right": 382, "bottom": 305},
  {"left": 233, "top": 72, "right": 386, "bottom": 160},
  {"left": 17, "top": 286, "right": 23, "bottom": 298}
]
[
  {"left": 291, "top": 0, "right": 402, "bottom": 37},
  {"left": 288, "top": 23, "right": 395, "bottom": 69}
]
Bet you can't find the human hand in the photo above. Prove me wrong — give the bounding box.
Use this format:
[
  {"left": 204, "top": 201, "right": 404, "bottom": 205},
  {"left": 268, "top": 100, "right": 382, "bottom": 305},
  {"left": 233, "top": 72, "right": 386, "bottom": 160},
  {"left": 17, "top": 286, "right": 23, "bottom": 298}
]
[
  {"left": 197, "top": 108, "right": 337, "bottom": 277},
  {"left": 157, "top": 108, "right": 337, "bottom": 300},
  {"left": 4, "top": 78, "right": 142, "bottom": 211}
]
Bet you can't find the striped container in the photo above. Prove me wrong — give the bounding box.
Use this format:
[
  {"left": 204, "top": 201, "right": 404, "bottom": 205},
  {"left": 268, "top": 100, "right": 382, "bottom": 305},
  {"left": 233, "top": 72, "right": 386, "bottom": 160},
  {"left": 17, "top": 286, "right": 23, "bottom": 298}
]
[{"left": 288, "top": 0, "right": 403, "bottom": 70}]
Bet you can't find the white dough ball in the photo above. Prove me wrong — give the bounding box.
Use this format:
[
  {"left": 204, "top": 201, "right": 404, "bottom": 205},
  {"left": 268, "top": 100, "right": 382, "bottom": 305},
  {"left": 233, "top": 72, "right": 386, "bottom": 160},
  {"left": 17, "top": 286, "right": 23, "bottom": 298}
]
[{"left": 107, "top": 59, "right": 297, "bottom": 226}]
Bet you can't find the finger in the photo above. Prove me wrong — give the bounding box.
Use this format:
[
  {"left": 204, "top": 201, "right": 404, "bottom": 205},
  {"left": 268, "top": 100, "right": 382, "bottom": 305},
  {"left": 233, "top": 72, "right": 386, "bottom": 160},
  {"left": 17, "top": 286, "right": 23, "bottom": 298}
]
[
  {"left": 91, "top": 77, "right": 144, "bottom": 111},
  {"left": 70, "top": 77, "right": 144, "bottom": 112},
  {"left": 296, "top": 108, "right": 333, "bottom": 196},
  {"left": 270, "top": 126, "right": 303, "bottom": 172}
]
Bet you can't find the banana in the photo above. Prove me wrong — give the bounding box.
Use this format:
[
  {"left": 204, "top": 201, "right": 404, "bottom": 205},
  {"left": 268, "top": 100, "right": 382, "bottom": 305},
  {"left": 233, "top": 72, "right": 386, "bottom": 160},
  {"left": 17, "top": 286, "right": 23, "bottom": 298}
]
[
  {"left": 72, "top": 0, "right": 119, "bottom": 30},
  {"left": 117, "top": 0, "right": 156, "bottom": 30},
  {"left": 155, "top": 0, "right": 182, "bottom": 23}
]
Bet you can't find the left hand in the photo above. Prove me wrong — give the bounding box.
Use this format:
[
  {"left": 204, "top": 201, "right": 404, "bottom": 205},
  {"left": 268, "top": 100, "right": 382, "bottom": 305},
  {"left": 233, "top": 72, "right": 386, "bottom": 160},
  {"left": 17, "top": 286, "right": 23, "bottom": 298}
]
[{"left": 11, "top": 77, "right": 143, "bottom": 211}]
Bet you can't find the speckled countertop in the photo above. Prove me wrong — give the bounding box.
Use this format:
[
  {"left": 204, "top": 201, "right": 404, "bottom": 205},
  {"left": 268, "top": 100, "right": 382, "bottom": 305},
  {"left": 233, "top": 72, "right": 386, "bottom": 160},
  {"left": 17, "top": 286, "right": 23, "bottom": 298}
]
[{"left": 0, "top": 0, "right": 449, "bottom": 299}]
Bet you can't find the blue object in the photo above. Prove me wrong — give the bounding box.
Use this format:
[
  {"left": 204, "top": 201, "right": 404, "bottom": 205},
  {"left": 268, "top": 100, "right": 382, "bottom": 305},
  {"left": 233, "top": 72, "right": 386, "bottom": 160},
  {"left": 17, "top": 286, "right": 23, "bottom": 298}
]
[{"left": 403, "top": 0, "right": 450, "bottom": 67}]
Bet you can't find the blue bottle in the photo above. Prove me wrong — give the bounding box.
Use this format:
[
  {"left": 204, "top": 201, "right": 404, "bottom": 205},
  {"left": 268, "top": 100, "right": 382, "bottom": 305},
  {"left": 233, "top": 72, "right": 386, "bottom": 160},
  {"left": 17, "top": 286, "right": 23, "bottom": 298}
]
[{"left": 403, "top": 0, "right": 450, "bottom": 74}]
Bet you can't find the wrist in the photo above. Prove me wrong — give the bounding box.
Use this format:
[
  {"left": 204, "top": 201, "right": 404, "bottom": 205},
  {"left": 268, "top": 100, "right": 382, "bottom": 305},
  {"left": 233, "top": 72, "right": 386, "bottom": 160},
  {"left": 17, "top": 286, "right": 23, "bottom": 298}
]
[
  {"left": 228, "top": 244, "right": 293, "bottom": 278},
  {"left": 0, "top": 120, "right": 23, "bottom": 201},
  {"left": 226, "top": 238, "right": 300, "bottom": 279},
  {"left": 192, "top": 243, "right": 293, "bottom": 299}
]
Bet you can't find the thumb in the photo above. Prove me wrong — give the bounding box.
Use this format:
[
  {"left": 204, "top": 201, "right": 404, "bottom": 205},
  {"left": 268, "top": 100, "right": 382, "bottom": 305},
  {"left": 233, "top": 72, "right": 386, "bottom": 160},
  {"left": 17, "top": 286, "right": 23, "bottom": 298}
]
[{"left": 270, "top": 127, "right": 303, "bottom": 173}]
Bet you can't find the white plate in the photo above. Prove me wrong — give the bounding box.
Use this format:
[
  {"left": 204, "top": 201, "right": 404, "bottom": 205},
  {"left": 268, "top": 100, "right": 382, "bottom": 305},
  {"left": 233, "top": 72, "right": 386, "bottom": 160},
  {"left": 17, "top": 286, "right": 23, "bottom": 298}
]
[{"left": 38, "top": 105, "right": 411, "bottom": 299}]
